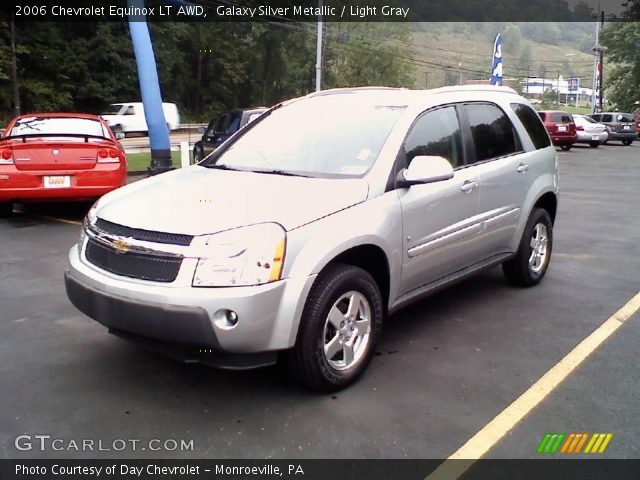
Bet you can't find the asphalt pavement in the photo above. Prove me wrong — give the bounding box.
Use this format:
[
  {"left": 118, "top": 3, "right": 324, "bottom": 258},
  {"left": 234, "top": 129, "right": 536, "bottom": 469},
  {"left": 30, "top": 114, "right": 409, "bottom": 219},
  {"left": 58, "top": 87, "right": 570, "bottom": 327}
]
[{"left": 0, "top": 143, "right": 639, "bottom": 460}]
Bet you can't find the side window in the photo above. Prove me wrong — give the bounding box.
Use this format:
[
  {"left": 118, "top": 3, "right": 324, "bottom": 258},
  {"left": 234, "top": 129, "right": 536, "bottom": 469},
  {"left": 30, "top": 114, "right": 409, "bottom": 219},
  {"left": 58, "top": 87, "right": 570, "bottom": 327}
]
[
  {"left": 464, "top": 103, "right": 519, "bottom": 163},
  {"left": 510, "top": 103, "right": 551, "bottom": 150},
  {"left": 215, "top": 114, "right": 230, "bottom": 133},
  {"left": 602, "top": 114, "right": 612, "bottom": 122},
  {"left": 591, "top": 114, "right": 601, "bottom": 122},
  {"left": 226, "top": 112, "right": 242, "bottom": 134},
  {"left": 538, "top": 112, "right": 547, "bottom": 121},
  {"left": 124, "top": 106, "right": 135, "bottom": 115},
  {"left": 403, "top": 106, "right": 463, "bottom": 168},
  {"left": 206, "top": 118, "right": 217, "bottom": 136}
]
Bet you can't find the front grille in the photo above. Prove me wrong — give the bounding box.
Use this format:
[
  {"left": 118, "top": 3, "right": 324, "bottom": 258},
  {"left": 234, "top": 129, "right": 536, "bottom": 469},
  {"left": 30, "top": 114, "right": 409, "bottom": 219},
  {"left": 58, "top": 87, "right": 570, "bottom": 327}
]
[
  {"left": 86, "top": 237, "right": 182, "bottom": 283},
  {"left": 95, "top": 218, "right": 193, "bottom": 246}
]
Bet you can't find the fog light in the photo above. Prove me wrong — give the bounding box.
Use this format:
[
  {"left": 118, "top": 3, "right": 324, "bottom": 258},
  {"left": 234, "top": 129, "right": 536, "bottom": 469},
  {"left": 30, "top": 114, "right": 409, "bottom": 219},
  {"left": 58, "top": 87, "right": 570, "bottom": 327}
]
[{"left": 213, "top": 309, "right": 239, "bottom": 330}]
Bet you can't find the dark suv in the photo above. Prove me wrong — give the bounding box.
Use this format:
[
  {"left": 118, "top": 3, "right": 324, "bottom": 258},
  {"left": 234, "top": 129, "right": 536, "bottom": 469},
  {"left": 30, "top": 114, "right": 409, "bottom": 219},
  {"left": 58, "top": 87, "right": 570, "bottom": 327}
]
[
  {"left": 192, "top": 108, "right": 267, "bottom": 163},
  {"left": 588, "top": 112, "right": 637, "bottom": 145}
]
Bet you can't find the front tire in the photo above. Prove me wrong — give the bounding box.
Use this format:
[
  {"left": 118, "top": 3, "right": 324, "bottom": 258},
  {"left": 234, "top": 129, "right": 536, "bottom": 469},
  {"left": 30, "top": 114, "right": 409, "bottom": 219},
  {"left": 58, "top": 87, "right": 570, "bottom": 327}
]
[
  {"left": 622, "top": 139, "right": 633, "bottom": 146},
  {"left": 286, "top": 264, "right": 383, "bottom": 392},
  {"left": 503, "top": 208, "right": 553, "bottom": 287},
  {"left": 192, "top": 147, "right": 203, "bottom": 165}
]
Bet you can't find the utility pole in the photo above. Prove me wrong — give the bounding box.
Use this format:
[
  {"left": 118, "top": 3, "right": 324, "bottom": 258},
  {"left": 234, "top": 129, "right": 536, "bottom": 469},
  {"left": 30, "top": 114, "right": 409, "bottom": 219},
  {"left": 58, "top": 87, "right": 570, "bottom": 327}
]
[
  {"left": 598, "top": 10, "right": 604, "bottom": 111},
  {"left": 315, "top": 0, "right": 323, "bottom": 92},
  {"left": 458, "top": 53, "right": 463, "bottom": 85},
  {"left": 10, "top": 16, "right": 20, "bottom": 117},
  {"left": 556, "top": 70, "right": 560, "bottom": 107}
]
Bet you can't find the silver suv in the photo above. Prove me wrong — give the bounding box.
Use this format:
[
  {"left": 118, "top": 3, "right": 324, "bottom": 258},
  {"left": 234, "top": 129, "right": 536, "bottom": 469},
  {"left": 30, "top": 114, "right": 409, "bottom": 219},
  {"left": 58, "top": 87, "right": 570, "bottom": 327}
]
[{"left": 65, "top": 86, "right": 558, "bottom": 391}]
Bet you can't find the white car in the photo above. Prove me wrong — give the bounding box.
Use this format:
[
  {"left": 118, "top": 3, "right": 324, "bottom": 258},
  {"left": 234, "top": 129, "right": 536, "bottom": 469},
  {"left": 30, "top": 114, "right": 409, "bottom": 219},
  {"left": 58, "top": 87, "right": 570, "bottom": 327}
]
[
  {"left": 573, "top": 114, "right": 608, "bottom": 148},
  {"left": 100, "top": 102, "right": 180, "bottom": 136}
]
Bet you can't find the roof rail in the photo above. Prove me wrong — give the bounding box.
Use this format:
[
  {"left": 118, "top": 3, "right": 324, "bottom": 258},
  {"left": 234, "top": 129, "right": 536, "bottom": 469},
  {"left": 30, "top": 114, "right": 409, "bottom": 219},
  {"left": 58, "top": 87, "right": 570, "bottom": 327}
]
[
  {"left": 428, "top": 84, "right": 518, "bottom": 95},
  {"left": 307, "top": 86, "right": 408, "bottom": 97}
]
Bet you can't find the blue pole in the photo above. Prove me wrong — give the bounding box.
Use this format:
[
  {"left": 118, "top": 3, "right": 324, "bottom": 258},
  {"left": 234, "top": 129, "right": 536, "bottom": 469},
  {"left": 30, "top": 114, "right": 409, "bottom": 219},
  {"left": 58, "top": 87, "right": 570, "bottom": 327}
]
[{"left": 128, "top": 0, "right": 172, "bottom": 174}]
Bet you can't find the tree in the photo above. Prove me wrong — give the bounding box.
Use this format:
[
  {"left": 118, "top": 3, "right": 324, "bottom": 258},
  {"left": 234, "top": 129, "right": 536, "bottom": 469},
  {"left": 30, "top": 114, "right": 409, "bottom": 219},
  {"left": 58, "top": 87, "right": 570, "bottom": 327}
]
[{"left": 600, "top": 21, "right": 640, "bottom": 111}]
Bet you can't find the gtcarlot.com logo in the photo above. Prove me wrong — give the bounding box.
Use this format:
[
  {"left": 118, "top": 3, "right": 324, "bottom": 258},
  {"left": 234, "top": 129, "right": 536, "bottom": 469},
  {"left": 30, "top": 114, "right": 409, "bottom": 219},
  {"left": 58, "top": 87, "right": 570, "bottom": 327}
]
[
  {"left": 14, "top": 434, "right": 194, "bottom": 452},
  {"left": 537, "top": 432, "right": 613, "bottom": 454}
]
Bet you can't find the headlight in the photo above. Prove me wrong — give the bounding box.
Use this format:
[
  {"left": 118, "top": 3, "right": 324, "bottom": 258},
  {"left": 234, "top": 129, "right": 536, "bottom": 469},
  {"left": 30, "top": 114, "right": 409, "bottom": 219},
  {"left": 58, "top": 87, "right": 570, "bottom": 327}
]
[
  {"left": 78, "top": 201, "right": 99, "bottom": 254},
  {"left": 192, "top": 223, "right": 286, "bottom": 287}
]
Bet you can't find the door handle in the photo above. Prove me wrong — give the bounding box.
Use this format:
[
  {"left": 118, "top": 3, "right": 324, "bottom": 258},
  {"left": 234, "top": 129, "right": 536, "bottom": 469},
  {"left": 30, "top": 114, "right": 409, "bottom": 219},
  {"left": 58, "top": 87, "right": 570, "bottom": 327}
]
[
  {"left": 516, "top": 163, "right": 529, "bottom": 173},
  {"left": 460, "top": 180, "right": 478, "bottom": 193}
]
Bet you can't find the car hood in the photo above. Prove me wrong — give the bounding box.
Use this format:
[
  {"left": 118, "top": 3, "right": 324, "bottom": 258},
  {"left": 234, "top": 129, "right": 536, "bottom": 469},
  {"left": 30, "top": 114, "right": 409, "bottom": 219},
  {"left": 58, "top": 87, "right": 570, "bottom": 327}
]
[{"left": 96, "top": 166, "right": 370, "bottom": 234}]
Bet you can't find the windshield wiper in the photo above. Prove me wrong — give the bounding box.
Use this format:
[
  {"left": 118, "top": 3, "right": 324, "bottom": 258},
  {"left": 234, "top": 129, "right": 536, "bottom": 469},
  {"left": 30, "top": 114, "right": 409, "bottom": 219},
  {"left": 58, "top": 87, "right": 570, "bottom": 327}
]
[
  {"left": 201, "top": 163, "right": 246, "bottom": 171},
  {"left": 248, "top": 168, "right": 313, "bottom": 178}
]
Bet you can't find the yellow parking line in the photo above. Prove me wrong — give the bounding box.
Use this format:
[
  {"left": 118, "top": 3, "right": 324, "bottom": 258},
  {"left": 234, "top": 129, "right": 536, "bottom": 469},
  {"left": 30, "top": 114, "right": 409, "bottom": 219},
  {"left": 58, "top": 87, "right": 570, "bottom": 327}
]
[
  {"left": 426, "top": 291, "right": 640, "bottom": 480},
  {"left": 24, "top": 213, "right": 82, "bottom": 226}
]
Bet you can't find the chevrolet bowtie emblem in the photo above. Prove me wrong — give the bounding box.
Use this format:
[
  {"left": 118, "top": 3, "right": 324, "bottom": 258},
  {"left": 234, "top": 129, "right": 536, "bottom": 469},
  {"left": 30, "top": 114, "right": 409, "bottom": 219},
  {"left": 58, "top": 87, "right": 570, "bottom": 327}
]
[{"left": 111, "top": 238, "right": 131, "bottom": 254}]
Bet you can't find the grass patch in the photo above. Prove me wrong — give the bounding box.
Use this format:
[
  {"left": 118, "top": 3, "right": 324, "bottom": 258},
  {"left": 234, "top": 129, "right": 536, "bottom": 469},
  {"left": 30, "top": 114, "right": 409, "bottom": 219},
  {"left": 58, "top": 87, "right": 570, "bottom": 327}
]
[{"left": 126, "top": 151, "right": 183, "bottom": 172}]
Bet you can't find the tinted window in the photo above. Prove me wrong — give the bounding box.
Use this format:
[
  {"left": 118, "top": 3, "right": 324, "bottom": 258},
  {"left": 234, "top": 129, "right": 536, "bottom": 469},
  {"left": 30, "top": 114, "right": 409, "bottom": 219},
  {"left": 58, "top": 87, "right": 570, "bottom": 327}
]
[
  {"left": 464, "top": 103, "right": 519, "bottom": 162},
  {"left": 226, "top": 112, "right": 242, "bottom": 134},
  {"left": 590, "top": 114, "right": 601, "bottom": 122},
  {"left": 538, "top": 112, "right": 547, "bottom": 121},
  {"left": 550, "top": 112, "right": 572, "bottom": 123},
  {"left": 215, "top": 114, "right": 230, "bottom": 132},
  {"left": 602, "top": 114, "right": 612, "bottom": 122},
  {"left": 403, "top": 106, "right": 463, "bottom": 168},
  {"left": 616, "top": 114, "right": 634, "bottom": 122},
  {"left": 510, "top": 103, "right": 551, "bottom": 150}
]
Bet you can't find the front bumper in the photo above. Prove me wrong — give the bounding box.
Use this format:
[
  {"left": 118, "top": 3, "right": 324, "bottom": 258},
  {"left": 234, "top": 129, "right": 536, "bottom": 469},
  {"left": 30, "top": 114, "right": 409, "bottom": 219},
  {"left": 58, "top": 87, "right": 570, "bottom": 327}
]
[{"left": 66, "top": 245, "right": 316, "bottom": 356}]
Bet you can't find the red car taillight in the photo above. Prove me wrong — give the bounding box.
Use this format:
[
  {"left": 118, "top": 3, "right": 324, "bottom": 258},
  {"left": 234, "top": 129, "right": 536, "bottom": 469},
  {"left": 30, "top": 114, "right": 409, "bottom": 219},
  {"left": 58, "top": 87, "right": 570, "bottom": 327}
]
[
  {"left": 0, "top": 148, "right": 13, "bottom": 164},
  {"left": 576, "top": 125, "right": 584, "bottom": 131},
  {"left": 98, "top": 148, "right": 120, "bottom": 163}
]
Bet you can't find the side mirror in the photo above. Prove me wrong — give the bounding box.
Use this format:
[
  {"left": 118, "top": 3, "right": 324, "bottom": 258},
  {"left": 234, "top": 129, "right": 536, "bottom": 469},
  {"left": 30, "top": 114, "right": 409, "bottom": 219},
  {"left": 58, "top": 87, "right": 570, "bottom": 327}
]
[
  {"left": 114, "top": 132, "right": 125, "bottom": 140},
  {"left": 397, "top": 155, "right": 454, "bottom": 188},
  {"left": 197, "top": 127, "right": 206, "bottom": 135}
]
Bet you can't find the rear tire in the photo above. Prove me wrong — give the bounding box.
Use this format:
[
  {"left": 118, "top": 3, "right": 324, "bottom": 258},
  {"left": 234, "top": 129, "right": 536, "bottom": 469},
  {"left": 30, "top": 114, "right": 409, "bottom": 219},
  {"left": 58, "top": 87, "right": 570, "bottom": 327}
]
[
  {"left": 622, "top": 139, "right": 633, "bottom": 146},
  {"left": 286, "top": 264, "right": 383, "bottom": 392},
  {"left": 589, "top": 141, "right": 600, "bottom": 148},
  {"left": 560, "top": 144, "right": 572, "bottom": 151},
  {"left": 503, "top": 208, "right": 553, "bottom": 287},
  {"left": 0, "top": 201, "right": 13, "bottom": 217}
]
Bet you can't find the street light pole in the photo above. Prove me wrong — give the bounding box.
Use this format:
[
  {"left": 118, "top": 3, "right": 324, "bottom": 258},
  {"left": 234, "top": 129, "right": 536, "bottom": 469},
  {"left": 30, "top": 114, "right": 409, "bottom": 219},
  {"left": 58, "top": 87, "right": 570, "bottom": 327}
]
[
  {"left": 315, "top": 0, "right": 323, "bottom": 92},
  {"left": 598, "top": 11, "right": 604, "bottom": 111}
]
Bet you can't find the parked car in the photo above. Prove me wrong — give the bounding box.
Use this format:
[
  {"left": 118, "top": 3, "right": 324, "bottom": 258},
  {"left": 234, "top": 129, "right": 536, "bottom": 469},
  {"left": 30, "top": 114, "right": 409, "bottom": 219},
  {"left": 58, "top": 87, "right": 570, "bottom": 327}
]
[
  {"left": 100, "top": 102, "right": 180, "bottom": 136},
  {"left": 538, "top": 110, "right": 577, "bottom": 150},
  {"left": 65, "top": 86, "right": 558, "bottom": 391},
  {"left": 572, "top": 114, "right": 608, "bottom": 148},
  {"left": 192, "top": 108, "right": 267, "bottom": 163},
  {"left": 0, "top": 113, "right": 127, "bottom": 217},
  {"left": 588, "top": 112, "right": 637, "bottom": 145}
]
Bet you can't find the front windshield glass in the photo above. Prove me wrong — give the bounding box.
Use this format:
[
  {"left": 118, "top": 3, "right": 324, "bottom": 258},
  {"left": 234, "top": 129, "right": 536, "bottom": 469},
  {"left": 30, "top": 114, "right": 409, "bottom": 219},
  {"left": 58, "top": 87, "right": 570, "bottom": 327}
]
[
  {"left": 204, "top": 95, "right": 406, "bottom": 178},
  {"left": 101, "top": 104, "right": 123, "bottom": 115},
  {"left": 10, "top": 117, "right": 109, "bottom": 138}
]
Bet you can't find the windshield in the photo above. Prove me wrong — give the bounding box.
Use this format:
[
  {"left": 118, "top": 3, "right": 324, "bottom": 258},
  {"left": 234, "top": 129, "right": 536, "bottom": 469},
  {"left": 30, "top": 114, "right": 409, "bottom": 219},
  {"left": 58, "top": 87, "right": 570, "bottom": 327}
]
[
  {"left": 101, "top": 104, "right": 123, "bottom": 115},
  {"left": 10, "top": 117, "right": 109, "bottom": 138},
  {"left": 203, "top": 95, "right": 406, "bottom": 178}
]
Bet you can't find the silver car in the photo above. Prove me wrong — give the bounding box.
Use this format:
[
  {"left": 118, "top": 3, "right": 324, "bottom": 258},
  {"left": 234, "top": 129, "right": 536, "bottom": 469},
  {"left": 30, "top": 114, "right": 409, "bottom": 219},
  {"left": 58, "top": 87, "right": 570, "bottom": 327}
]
[
  {"left": 65, "top": 86, "right": 559, "bottom": 391},
  {"left": 573, "top": 114, "right": 608, "bottom": 147}
]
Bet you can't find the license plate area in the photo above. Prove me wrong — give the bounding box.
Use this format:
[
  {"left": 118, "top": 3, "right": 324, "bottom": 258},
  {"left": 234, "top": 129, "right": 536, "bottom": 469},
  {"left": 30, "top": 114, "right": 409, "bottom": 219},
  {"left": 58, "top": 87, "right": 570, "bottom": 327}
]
[
  {"left": 44, "top": 175, "right": 71, "bottom": 189},
  {"left": 557, "top": 125, "right": 567, "bottom": 132}
]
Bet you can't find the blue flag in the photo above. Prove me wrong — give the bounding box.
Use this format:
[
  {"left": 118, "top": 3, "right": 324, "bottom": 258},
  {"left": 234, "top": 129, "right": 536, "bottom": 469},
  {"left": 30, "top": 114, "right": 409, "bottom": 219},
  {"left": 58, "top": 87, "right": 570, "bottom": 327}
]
[{"left": 490, "top": 33, "right": 503, "bottom": 86}]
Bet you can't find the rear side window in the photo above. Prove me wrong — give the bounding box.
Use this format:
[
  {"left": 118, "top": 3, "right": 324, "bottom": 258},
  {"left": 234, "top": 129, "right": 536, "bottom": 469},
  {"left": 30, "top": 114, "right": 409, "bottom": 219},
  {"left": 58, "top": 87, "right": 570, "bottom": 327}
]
[
  {"left": 590, "top": 114, "right": 601, "bottom": 122},
  {"left": 538, "top": 112, "right": 547, "bottom": 121},
  {"left": 403, "top": 106, "right": 463, "bottom": 168},
  {"left": 602, "top": 114, "right": 612, "bottom": 122},
  {"left": 464, "top": 103, "right": 520, "bottom": 162},
  {"left": 510, "top": 103, "right": 551, "bottom": 150}
]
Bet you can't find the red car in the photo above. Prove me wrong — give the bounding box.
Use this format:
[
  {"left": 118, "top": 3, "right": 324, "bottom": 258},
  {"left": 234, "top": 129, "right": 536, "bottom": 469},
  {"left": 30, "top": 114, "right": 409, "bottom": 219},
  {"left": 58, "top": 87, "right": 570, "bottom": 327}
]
[
  {"left": 537, "top": 110, "right": 577, "bottom": 151},
  {"left": 0, "top": 113, "right": 127, "bottom": 216}
]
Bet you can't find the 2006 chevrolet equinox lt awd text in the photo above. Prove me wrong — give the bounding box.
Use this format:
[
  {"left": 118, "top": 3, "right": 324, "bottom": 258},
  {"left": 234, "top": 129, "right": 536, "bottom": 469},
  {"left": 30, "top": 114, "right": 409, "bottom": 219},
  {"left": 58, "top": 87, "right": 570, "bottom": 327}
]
[{"left": 65, "top": 86, "right": 559, "bottom": 391}]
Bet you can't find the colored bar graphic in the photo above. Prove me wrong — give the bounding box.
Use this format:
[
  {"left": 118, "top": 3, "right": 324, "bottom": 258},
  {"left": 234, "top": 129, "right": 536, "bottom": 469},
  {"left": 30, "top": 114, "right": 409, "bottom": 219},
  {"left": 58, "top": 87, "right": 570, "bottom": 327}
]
[{"left": 539, "top": 433, "right": 612, "bottom": 454}]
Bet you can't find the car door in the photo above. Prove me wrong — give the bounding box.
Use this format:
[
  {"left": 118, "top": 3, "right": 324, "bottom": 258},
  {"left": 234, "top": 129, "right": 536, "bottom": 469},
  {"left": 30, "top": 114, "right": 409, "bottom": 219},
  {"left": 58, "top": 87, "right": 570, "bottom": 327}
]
[
  {"left": 397, "top": 105, "right": 481, "bottom": 295},
  {"left": 460, "top": 102, "right": 538, "bottom": 259}
]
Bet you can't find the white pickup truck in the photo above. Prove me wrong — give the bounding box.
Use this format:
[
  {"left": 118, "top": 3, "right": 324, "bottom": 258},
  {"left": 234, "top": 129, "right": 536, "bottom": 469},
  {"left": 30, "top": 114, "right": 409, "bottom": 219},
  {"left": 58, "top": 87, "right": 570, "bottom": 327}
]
[{"left": 100, "top": 102, "right": 180, "bottom": 136}]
